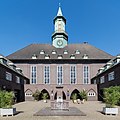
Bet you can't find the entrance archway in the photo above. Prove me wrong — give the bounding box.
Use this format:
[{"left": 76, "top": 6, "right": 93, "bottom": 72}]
[
  {"left": 40, "top": 89, "right": 50, "bottom": 100},
  {"left": 70, "top": 89, "right": 81, "bottom": 100},
  {"left": 62, "top": 91, "right": 66, "bottom": 100},
  {"left": 54, "top": 91, "right": 66, "bottom": 100}
]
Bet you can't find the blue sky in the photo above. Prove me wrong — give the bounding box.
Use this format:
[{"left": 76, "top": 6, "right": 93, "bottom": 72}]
[{"left": 0, "top": 0, "right": 120, "bottom": 56}]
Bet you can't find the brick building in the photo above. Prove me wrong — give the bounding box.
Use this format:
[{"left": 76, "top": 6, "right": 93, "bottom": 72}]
[
  {"left": 0, "top": 55, "right": 29, "bottom": 102},
  {"left": 7, "top": 6, "right": 113, "bottom": 101},
  {"left": 91, "top": 55, "right": 120, "bottom": 100}
]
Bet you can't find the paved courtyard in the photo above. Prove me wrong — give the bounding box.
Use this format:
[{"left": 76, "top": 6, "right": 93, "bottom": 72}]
[{"left": 0, "top": 101, "right": 120, "bottom": 120}]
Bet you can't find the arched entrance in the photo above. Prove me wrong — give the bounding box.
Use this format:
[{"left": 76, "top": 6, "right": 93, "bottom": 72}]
[
  {"left": 54, "top": 91, "right": 66, "bottom": 100},
  {"left": 62, "top": 91, "right": 66, "bottom": 100},
  {"left": 70, "top": 89, "right": 81, "bottom": 100},
  {"left": 40, "top": 89, "right": 50, "bottom": 100}
]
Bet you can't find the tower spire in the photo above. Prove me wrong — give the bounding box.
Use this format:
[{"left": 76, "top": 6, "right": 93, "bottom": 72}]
[
  {"left": 52, "top": 4, "right": 68, "bottom": 48},
  {"left": 57, "top": 3, "right": 63, "bottom": 16}
]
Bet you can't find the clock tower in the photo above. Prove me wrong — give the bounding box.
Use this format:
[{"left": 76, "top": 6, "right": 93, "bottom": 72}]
[{"left": 52, "top": 5, "right": 68, "bottom": 48}]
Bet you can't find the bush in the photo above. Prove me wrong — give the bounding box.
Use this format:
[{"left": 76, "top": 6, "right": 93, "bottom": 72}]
[
  {"left": 41, "top": 93, "right": 48, "bottom": 100},
  {"left": 79, "top": 90, "right": 87, "bottom": 101},
  {"left": 0, "top": 90, "right": 14, "bottom": 108},
  {"left": 32, "top": 90, "right": 41, "bottom": 101},
  {"left": 71, "top": 93, "right": 77, "bottom": 101},
  {"left": 103, "top": 86, "right": 120, "bottom": 108}
]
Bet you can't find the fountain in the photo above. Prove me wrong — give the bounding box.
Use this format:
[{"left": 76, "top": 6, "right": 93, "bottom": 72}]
[
  {"left": 34, "top": 88, "right": 86, "bottom": 116},
  {"left": 51, "top": 90, "right": 69, "bottom": 110}
]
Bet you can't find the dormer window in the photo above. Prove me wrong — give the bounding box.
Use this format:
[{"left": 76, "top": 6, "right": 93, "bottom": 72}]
[
  {"left": 40, "top": 50, "right": 45, "bottom": 54},
  {"left": 45, "top": 54, "right": 50, "bottom": 59},
  {"left": 16, "top": 68, "right": 23, "bottom": 73},
  {"left": 52, "top": 50, "right": 57, "bottom": 54},
  {"left": 98, "top": 67, "right": 104, "bottom": 74},
  {"left": 58, "top": 55, "right": 63, "bottom": 59},
  {"left": 32, "top": 54, "right": 37, "bottom": 59},
  {"left": 70, "top": 54, "right": 75, "bottom": 59},
  {"left": 113, "top": 55, "right": 120, "bottom": 64},
  {"left": 9, "top": 62, "right": 16, "bottom": 70},
  {"left": 83, "top": 54, "right": 89, "bottom": 59},
  {"left": 75, "top": 50, "right": 80, "bottom": 54},
  {"left": 0, "top": 56, "right": 7, "bottom": 65},
  {"left": 63, "top": 50, "right": 68, "bottom": 54}
]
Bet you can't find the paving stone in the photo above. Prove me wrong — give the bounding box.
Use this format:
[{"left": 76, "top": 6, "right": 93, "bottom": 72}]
[{"left": 34, "top": 107, "right": 86, "bottom": 116}]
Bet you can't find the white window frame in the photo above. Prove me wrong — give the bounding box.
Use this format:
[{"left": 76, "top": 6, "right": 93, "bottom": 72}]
[
  {"left": 94, "top": 79, "right": 96, "bottom": 84},
  {"left": 44, "top": 65, "right": 50, "bottom": 84},
  {"left": 108, "top": 71, "right": 114, "bottom": 81},
  {"left": 25, "top": 93, "right": 32, "bottom": 96},
  {"left": 31, "top": 66, "right": 37, "bottom": 84},
  {"left": 70, "top": 65, "right": 77, "bottom": 84},
  {"left": 16, "top": 76, "right": 20, "bottom": 83},
  {"left": 83, "top": 65, "right": 90, "bottom": 84},
  {"left": 6, "top": 72, "right": 12, "bottom": 81},
  {"left": 100, "top": 76, "right": 105, "bottom": 84},
  {"left": 88, "top": 92, "right": 96, "bottom": 96},
  {"left": 57, "top": 66, "right": 63, "bottom": 85}
]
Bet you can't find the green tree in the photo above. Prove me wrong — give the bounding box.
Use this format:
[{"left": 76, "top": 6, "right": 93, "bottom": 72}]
[
  {"left": 32, "top": 90, "right": 41, "bottom": 101},
  {"left": 0, "top": 90, "right": 14, "bottom": 108},
  {"left": 103, "top": 86, "right": 120, "bottom": 107},
  {"left": 71, "top": 93, "right": 77, "bottom": 101},
  {"left": 79, "top": 90, "right": 87, "bottom": 101},
  {"left": 41, "top": 93, "right": 48, "bottom": 100}
]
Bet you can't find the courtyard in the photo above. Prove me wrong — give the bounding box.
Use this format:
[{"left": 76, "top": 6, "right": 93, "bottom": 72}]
[{"left": 0, "top": 101, "right": 120, "bottom": 120}]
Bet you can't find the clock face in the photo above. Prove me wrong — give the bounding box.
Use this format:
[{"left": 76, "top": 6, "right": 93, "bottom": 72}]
[{"left": 57, "top": 40, "right": 63, "bottom": 46}]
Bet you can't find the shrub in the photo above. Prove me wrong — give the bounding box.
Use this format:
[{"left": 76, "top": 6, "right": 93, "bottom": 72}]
[
  {"left": 79, "top": 90, "right": 87, "bottom": 101},
  {"left": 0, "top": 90, "right": 14, "bottom": 108},
  {"left": 71, "top": 93, "right": 77, "bottom": 101},
  {"left": 32, "top": 90, "right": 41, "bottom": 101},
  {"left": 103, "top": 86, "right": 120, "bottom": 108},
  {"left": 41, "top": 93, "right": 48, "bottom": 100}
]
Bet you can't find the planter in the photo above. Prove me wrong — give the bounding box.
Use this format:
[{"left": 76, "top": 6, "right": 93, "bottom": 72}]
[
  {"left": 103, "top": 107, "right": 118, "bottom": 115},
  {"left": 81, "top": 99, "right": 85, "bottom": 104},
  {"left": 0, "top": 108, "right": 16, "bottom": 116},
  {"left": 73, "top": 100, "right": 77, "bottom": 103},
  {"left": 43, "top": 100, "right": 47, "bottom": 103}
]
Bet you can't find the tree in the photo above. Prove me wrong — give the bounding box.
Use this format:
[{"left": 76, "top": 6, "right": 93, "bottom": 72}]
[
  {"left": 32, "top": 90, "right": 41, "bottom": 101},
  {"left": 71, "top": 93, "right": 77, "bottom": 103},
  {"left": 103, "top": 86, "right": 120, "bottom": 108},
  {"left": 79, "top": 90, "right": 87, "bottom": 101},
  {"left": 0, "top": 90, "right": 14, "bottom": 108},
  {"left": 41, "top": 93, "right": 48, "bottom": 100}
]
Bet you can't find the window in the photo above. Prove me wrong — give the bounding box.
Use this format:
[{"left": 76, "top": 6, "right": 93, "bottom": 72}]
[
  {"left": 70, "top": 65, "right": 77, "bottom": 84},
  {"left": 83, "top": 66, "right": 89, "bottom": 84},
  {"left": 70, "top": 54, "right": 75, "bottom": 59},
  {"left": 83, "top": 54, "right": 89, "bottom": 59},
  {"left": 94, "top": 80, "right": 96, "bottom": 84},
  {"left": 57, "top": 66, "right": 63, "bottom": 85},
  {"left": 40, "top": 50, "right": 45, "bottom": 54},
  {"left": 52, "top": 50, "right": 57, "bottom": 54},
  {"left": 31, "top": 66, "right": 37, "bottom": 84},
  {"left": 6, "top": 72, "right": 12, "bottom": 81},
  {"left": 100, "top": 76, "right": 105, "bottom": 84},
  {"left": 75, "top": 50, "right": 80, "bottom": 54},
  {"left": 16, "top": 76, "right": 20, "bottom": 83},
  {"left": 44, "top": 66, "right": 50, "bottom": 84},
  {"left": 45, "top": 54, "right": 50, "bottom": 59},
  {"left": 58, "top": 55, "right": 63, "bottom": 59},
  {"left": 88, "top": 92, "right": 96, "bottom": 96},
  {"left": 63, "top": 50, "right": 68, "bottom": 54},
  {"left": 3, "top": 59, "right": 7, "bottom": 65},
  {"left": 25, "top": 93, "right": 32, "bottom": 96},
  {"left": 108, "top": 71, "right": 114, "bottom": 81},
  {"left": 32, "top": 54, "right": 37, "bottom": 59}
]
